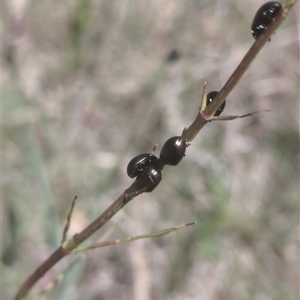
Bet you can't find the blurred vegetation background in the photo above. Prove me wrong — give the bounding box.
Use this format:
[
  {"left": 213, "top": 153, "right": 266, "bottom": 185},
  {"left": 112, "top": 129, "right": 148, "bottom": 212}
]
[{"left": 2, "top": 0, "right": 299, "bottom": 299}]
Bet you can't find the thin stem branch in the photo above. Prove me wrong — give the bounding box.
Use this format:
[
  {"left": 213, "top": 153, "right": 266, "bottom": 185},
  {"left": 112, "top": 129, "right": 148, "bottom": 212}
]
[
  {"left": 74, "top": 222, "right": 196, "bottom": 252},
  {"left": 208, "top": 109, "right": 271, "bottom": 122},
  {"left": 15, "top": 184, "right": 136, "bottom": 300},
  {"left": 61, "top": 195, "right": 77, "bottom": 244},
  {"left": 15, "top": 247, "right": 70, "bottom": 300},
  {"left": 203, "top": 4, "right": 285, "bottom": 118},
  {"left": 182, "top": 0, "right": 297, "bottom": 143}
]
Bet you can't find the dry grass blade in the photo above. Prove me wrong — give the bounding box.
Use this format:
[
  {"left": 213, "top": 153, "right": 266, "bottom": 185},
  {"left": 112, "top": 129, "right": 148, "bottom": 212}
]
[{"left": 73, "top": 222, "right": 197, "bottom": 252}]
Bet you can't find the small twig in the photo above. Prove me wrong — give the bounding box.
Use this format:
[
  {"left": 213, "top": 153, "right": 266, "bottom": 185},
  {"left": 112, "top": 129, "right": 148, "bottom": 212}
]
[
  {"left": 38, "top": 221, "right": 121, "bottom": 299},
  {"left": 15, "top": 187, "right": 133, "bottom": 300},
  {"left": 203, "top": 0, "right": 298, "bottom": 117},
  {"left": 61, "top": 195, "right": 77, "bottom": 245},
  {"left": 199, "top": 81, "right": 208, "bottom": 111},
  {"left": 208, "top": 109, "right": 271, "bottom": 122},
  {"left": 202, "top": 14, "right": 283, "bottom": 118},
  {"left": 73, "top": 222, "right": 197, "bottom": 252},
  {"left": 182, "top": 0, "right": 297, "bottom": 143}
]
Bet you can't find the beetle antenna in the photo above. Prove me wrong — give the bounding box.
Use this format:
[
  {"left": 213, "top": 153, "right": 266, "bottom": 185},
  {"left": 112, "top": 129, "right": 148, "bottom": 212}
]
[{"left": 151, "top": 144, "right": 157, "bottom": 154}]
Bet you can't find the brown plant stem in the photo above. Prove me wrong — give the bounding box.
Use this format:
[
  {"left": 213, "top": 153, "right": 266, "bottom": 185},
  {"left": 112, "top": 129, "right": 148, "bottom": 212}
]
[
  {"left": 202, "top": 1, "right": 289, "bottom": 118},
  {"left": 15, "top": 184, "right": 139, "bottom": 300},
  {"left": 61, "top": 196, "right": 77, "bottom": 244},
  {"left": 182, "top": 0, "right": 297, "bottom": 143},
  {"left": 15, "top": 247, "right": 69, "bottom": 300}
]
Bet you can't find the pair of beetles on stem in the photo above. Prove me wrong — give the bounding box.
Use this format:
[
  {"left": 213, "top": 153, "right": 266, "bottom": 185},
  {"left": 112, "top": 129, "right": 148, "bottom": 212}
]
[
  {"left": 126, "top": 91, "right": 225, "bottom": 193},
  {"left": 126, "top": 1, "right": 282, "bottom": 194}
]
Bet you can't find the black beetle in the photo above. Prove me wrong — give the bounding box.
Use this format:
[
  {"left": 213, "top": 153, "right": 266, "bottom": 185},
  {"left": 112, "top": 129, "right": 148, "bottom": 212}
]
[
  {"left": 251, "top": 2, "right": 282, "bottom": 39},
  {"left": 134, "top": 166, "right": 162, "bottom": 192},
  {"left": 127, "top": 153, "right": 160, "bottom": 178},
  {"left": 206, "top": 91, "right": 226, "bottom": 116},
  {"left": 160, "top": 136, "right": 187, "bottom": 166}
]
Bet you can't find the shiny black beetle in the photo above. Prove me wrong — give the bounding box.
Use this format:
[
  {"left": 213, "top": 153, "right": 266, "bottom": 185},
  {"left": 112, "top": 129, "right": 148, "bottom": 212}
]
[
  {"left": 160, "top": 136, "right": 187, "bottom": 166},
  {"left": 127, "top": 153, "right": 164, "bottom": 192},
  {"left": 206, "top": 91, "right": 226, "bottom": 116},
  {"left": 127, "top": 153, "right": 160, "bottom": 178},
  {"left": 134, "top": 166, "right": 162, "bottom": 193},
  {"left": 251, "top": 2, "right": 282, "bottom": 39}
]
